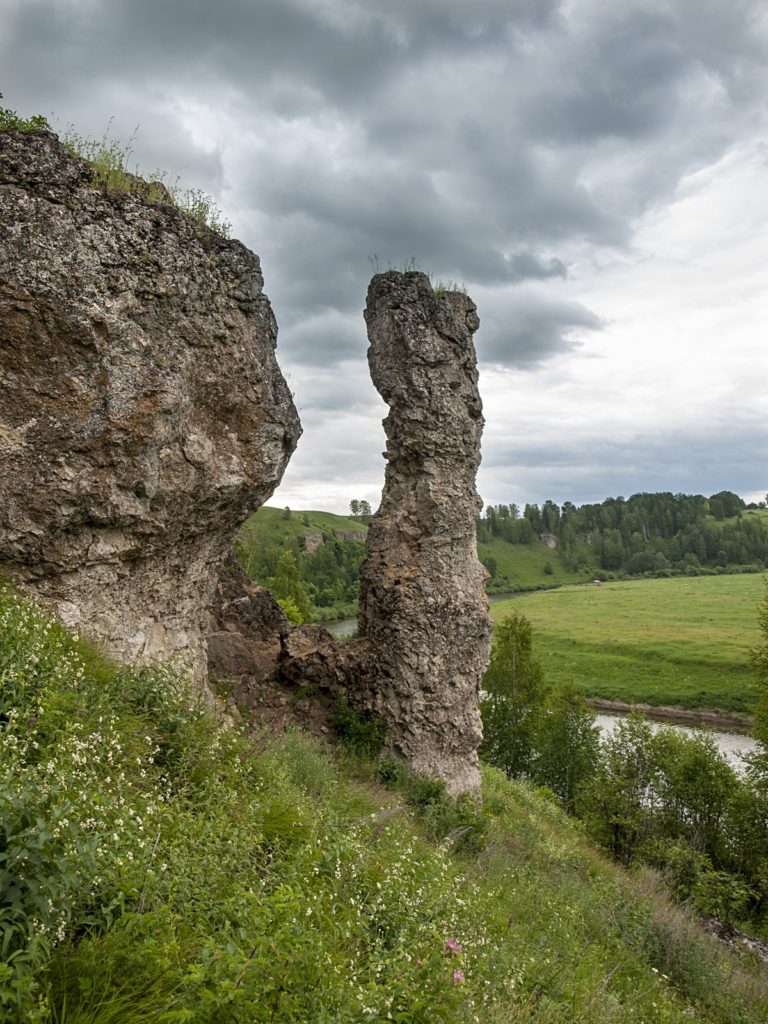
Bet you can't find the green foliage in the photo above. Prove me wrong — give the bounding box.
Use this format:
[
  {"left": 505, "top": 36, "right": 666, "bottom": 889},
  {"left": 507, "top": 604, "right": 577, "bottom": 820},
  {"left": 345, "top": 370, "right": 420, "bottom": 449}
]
[
  {"left": 481, "top": 608, "right": 768, "bottom": 933},
  {"left": 1, "top": 587, "right": 767, "bottom": 1022},
  {"left": 267, "top": 550, "right": 313, "bottom": 625},
  {"left": 236, "top": 506, "right": 367, "bottom": 622},
  {"left": 0, "top": 94, "right": 50, "bottom": 133},
  {"left": 575, "top": 716, "right": 768, "bottom": 926},
  {"left": 329, "top": 699, "right": 386, "bottom": 756},
  {"left": 480, "top": 611, "right": 547, "bottom": 778},
  {"left": 481, "top": 614, "right": 600, "bottom": 814},
  {"left": 349, "top": 498, "right": 372, "bottom": 517},
  {"left": 533, "top": 686, "right": 601, "bottom": 813},
  {"left": 479, "top": 490, "right": 767, "bottom": 579}
]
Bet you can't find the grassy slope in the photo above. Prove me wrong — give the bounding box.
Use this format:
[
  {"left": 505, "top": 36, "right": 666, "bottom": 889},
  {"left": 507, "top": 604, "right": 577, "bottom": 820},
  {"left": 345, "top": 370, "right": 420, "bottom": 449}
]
[
  {"left": 246, "top": 505, "right": 369, "bottom": 543},
  {"left": 3, "top": 587, "right": 767, "bottom": 1023},
  {"left": 492, "top": 574, "right": 765, "bottom": 711},
  {"left": 478, "top": 536, "right": 590, "bottom": 590}
]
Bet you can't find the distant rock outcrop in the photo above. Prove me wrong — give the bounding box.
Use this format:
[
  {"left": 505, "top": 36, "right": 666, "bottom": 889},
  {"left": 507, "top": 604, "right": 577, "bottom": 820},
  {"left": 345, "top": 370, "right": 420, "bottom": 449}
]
[
  {"left": 357, "top": 272, "right": 492, "bottom": 795},
  {"left": 0, "top": 130, "right": 300, "bottom": 684}
]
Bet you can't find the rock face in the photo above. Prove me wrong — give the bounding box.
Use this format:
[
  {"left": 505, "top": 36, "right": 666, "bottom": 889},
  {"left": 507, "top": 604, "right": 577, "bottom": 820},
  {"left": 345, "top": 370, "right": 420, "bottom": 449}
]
[
  {"left": 0, "top": 130, "right": 300, "bottom": 683},
  {"left": 207, "top": 555, "right": 291, "bottom": 684},
  {"left": 357, "top": 271, "right": 492, "bottom": 795}
]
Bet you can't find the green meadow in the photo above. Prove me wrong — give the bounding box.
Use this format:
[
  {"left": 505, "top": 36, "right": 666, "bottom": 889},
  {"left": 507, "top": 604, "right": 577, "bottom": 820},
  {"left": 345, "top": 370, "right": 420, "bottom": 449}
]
[{"left": 491, "top": 574, "right": 766, "bottom": 712}]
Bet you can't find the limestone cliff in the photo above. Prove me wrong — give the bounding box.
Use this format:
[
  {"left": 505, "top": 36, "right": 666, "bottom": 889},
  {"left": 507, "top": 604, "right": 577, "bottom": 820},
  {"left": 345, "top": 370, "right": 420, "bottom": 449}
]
[
  {"left": 0, "top": 130, "right": 300, "bottom": 683},
  {"left": 357, "top": 271, "right": 492, "bottom": 795}
]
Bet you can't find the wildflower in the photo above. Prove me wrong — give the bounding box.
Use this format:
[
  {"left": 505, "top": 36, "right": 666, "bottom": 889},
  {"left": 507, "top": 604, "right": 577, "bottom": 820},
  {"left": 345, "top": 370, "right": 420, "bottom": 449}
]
[
  {"left": 445, "top": 938, "right": 463, "bottom": 956},
  {"left": 453, "top": 970, "right": 465, "bottom": 984}
]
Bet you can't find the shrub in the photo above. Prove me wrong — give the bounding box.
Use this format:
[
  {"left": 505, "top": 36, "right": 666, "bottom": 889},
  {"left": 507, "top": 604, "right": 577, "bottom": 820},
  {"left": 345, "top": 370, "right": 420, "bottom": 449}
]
[
  {"left": 0, "top": 94, "right": 50, "bottom": 133},
  {"left": 329, "top": 698, "right": 386, "bottom": 756}
]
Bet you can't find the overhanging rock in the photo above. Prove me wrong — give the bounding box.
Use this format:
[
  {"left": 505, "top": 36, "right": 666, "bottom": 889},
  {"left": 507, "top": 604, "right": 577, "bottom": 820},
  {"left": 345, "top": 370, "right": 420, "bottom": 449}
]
[{"left": 0, "top": 130, "right": 300, "bottom": 684}]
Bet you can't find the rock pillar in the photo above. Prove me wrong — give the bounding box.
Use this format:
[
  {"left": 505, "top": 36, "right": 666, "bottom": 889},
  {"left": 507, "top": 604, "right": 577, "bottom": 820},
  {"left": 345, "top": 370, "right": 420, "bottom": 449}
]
[{"left": 358, "top": 271, "right": 492, "bottom": 795}]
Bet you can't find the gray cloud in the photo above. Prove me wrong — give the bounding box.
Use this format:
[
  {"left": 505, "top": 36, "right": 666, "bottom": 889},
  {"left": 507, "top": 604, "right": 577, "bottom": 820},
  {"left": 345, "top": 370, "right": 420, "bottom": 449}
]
[
  {"left": 479, "top": 412, "right": 768, "bottom": 508},
  {"left": 3, "top": 0, "right": 767, "bottom": 507},
  {"left": 476, "top": 286, "right": 603, "bottom": 366}
]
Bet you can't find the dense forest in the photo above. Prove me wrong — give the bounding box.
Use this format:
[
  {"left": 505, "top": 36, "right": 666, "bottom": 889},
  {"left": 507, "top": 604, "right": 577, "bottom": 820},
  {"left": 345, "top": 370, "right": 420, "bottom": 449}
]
[{"left": 478, "top": 490, "right": 768, "bottom": 580}]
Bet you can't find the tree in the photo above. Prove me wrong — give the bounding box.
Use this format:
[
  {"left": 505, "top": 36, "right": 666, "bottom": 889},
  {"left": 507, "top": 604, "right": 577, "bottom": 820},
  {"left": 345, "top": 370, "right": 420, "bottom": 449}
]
[
  {"left": 708, "top": 490, "right": 745, "bottom": 520},
  {"left": 268, "top": 550, "right": 313, "bottom": 624},
  {"left": 480, "top": 611, "right": 547, "bottom": 778},
  {"left": 534, "top": 687, "right": 600, "bottom": 813},
  {"left": 350, "top": 499, "right": 372, "bottom": 517}
]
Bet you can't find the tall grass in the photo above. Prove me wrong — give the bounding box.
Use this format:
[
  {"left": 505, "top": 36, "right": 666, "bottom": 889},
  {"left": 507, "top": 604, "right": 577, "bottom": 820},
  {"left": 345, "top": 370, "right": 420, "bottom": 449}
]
[
  {"left": 1, "top": 585, "right": 766, "bottom": 1022},
  {"left": 60, "top": 122, "right": 231, "bottom": 237}
]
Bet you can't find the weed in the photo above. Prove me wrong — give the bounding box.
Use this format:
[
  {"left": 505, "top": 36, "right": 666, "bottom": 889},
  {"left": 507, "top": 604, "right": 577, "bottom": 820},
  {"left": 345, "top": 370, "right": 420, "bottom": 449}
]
[
  {"left": 329, "top": 698, "right": 386, "bottom": 755},
  {"left": 60, "top": 120, "right": 231, "bottom": 237},
  {"left": 0, "top": 94, "right": 50, "bottom": 133},
  {"left": 369, "top": 254, "right": 422, "bottom": 275},
  {"left": 432, "top": 278, "right": 468, "bottom": 295}
]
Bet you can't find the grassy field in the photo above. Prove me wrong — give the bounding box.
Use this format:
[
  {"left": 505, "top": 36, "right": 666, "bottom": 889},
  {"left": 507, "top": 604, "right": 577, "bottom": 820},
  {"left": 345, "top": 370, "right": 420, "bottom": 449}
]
[
  {"left": 491, "top": 574, "right": 766, "bottom": 712},
  {"left": 242, "top": 505, "right": 368, "bottom": 543}
]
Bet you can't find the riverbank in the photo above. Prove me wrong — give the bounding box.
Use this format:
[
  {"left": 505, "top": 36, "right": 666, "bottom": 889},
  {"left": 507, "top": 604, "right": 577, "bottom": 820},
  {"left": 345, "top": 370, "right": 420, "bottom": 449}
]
[{"left": 587, "top": 697, "right": 755, "bottom": 732}]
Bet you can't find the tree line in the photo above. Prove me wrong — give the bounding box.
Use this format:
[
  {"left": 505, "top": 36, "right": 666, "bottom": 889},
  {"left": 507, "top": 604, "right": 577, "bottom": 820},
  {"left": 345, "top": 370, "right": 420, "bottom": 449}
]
[{"left": 478, "top": 490, "right": 768, "bottom": 577}]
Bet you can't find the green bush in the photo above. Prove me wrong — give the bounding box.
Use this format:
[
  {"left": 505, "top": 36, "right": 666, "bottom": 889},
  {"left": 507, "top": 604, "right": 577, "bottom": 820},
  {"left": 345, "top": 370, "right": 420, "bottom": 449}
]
[
  {"left": 329, "top": 698, "right": 386, "bottom": 756},
  {"left": 0, "top": 94, "right": 50, "bottom": 133}
]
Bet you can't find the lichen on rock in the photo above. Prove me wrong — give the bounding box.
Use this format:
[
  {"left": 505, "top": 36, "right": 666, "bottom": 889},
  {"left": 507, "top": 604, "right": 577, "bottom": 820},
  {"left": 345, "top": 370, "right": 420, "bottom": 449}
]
[{"left": 0, "top": 129, "right": 300, "bottom": 684}]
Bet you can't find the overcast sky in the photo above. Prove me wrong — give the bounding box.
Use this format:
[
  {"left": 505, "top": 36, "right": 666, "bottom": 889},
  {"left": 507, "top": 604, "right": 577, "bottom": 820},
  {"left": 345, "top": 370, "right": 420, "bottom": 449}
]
[{"left": 3, "top": 0, "right": 767, "bottom": 513}]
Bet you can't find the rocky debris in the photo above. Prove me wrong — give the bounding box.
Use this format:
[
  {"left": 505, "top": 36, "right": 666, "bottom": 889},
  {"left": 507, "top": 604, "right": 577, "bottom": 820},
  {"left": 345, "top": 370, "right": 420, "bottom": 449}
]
[
  {"left": 207, "top": 558, "right": 338, "bottom": 736},
  {"left": 207, "top": 555, "right": 290, "bottom": 683},
  {"left": 355, "top": 271, "right": 492, "bottom": 796},
  {"left": 0, "top": 130, "right": 300, "bottom": 685},
  {"left": 705, "top": 918, "right": 768, "bottom": 965},
  {"left": 279, "top": 624, "right": 359, "bottom": 694}
]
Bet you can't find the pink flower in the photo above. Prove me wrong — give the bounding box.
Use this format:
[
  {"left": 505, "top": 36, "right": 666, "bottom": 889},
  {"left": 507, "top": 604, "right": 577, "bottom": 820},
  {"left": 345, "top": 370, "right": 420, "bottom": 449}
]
[
  {"left": 452, "top": 970, "right": 465, "bottom": 984},
  {"left": 445, "top": 938, "right": 463, "bottom": 956}
]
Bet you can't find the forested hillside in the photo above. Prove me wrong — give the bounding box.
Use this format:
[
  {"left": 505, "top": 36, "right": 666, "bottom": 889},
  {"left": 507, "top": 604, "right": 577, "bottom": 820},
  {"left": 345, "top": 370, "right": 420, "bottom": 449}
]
[
  {"left": 235, "top": 506, "right": 368, "bottom": 621},
  {"left": 479, "top": 491, "right": 768, "bottom": 585},
  {"left": 236, "top": 492, "right": 768, "bottom": 621}
]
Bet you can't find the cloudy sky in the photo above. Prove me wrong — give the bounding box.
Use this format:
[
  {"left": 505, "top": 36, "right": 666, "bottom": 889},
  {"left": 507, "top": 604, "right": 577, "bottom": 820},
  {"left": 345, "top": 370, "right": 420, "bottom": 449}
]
[{"left": 3, "top": 0, "right": 767, "bottom": 513}]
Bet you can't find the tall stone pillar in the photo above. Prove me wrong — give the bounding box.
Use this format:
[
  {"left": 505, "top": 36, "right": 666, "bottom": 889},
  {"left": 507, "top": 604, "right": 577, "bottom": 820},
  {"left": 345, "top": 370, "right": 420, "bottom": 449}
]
[{"left": 358, "top": 271, "right": 492, "bottom": 796}]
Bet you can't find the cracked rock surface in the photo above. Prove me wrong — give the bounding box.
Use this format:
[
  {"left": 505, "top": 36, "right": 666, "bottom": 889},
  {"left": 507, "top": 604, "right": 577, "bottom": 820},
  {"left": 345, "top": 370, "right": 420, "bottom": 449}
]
[
  {"left": 0, "top": 130, "right": 300, "bottom": 683},
  {"left": 357, "top": 271, "right": 492, "bottom": 796}
]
